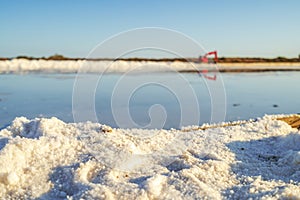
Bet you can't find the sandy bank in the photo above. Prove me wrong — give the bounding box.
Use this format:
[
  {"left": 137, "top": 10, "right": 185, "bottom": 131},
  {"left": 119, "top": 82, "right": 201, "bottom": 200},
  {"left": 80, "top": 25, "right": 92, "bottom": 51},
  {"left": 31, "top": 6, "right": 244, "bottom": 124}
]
[{"left": 216, "top": 62, "right": 300, "bottom": 72}]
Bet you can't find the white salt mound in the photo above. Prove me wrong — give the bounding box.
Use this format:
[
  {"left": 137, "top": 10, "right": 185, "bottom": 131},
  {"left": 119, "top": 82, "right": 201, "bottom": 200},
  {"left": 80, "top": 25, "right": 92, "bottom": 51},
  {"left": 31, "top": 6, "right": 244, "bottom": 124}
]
[{"left": 0, "top": 115, "right": 299, "bottom": 199}]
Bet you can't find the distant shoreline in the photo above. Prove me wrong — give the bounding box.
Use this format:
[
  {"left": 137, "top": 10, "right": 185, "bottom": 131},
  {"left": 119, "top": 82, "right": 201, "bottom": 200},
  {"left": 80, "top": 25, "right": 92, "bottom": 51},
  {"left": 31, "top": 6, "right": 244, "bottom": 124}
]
[
  {"left": 1, "top": 55, "right": 300, "bottom": 63},
  {"left": 1, "top": 59, "right": 300, "bottom": 74}
]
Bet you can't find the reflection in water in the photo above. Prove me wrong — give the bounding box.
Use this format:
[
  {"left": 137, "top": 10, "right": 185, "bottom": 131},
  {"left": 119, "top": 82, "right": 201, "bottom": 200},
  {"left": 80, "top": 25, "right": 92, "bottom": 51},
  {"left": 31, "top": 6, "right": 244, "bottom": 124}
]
[{"left": 0, "top": 72, "right": 299, "bottom": 129}]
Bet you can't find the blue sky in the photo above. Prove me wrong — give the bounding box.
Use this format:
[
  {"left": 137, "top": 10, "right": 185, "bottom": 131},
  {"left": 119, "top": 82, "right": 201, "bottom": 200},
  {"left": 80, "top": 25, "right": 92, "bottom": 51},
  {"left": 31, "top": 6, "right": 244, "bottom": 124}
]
[{"left": 1, "top": 0, "right": 300, "bottom": 58}]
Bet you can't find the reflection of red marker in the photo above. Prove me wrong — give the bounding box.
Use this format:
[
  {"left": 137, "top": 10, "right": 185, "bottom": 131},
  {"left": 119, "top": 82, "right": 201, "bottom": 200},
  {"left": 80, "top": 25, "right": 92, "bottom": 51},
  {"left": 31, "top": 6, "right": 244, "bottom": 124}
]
[
  {"left": 198, "top": 51, "right": 218, "bottom": 81},
  {"left": 199, "top": 70, "right": 217, "bottom": 80}
]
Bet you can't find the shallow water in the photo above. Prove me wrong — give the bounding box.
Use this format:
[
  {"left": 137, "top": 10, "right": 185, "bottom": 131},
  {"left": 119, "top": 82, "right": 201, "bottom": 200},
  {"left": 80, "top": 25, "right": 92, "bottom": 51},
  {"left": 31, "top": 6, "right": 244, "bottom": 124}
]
[{"left": 0, "top": 72, "right": 299, "bottom": 129}]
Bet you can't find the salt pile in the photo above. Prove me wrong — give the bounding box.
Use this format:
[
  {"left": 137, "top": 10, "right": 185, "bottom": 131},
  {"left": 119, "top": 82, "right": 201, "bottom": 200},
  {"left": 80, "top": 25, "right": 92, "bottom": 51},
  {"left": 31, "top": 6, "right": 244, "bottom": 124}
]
[
  {"left": 0, "top": 115, "right": 299, "bottom": 199},
  {"left": 0, "top": 59, "right": 202, "bottom": 74}
]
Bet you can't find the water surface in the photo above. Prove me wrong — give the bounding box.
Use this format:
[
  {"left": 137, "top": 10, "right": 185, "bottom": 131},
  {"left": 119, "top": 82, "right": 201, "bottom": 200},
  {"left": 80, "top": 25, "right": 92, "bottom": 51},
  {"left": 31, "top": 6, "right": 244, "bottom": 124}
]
[{"left": 0, "top": 72, "right": 299, "bottom": 129}]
